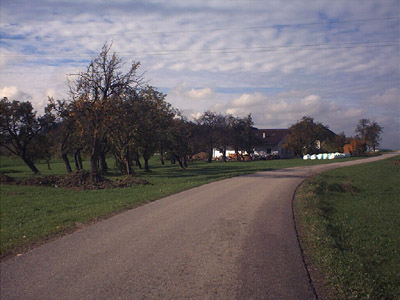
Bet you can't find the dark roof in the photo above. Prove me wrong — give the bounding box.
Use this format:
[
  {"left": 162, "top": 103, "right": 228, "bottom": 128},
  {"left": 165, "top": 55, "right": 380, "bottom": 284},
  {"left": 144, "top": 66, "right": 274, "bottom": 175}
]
[{"left": 256, "top": 129, "right": 289, "bottom": 146}]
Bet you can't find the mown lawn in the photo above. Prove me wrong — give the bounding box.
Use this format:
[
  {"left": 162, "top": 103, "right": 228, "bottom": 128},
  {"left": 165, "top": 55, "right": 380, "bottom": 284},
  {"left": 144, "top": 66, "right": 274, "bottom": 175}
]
[
  {"left": 1, "top": 154, "right": 361, "bottom": 259},
  {"left": 294, "top": 155, "right": 400, "bottom": 300}
]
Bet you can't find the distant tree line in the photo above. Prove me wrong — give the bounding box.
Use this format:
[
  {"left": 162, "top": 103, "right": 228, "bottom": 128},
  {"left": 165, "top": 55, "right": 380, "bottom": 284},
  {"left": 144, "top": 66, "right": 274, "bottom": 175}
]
[
  {"left": 0, "top": 44, "right": 258, "bottom": 181},
  {"left": 283, "top": 116, "right": 383, "bottom": 156}
]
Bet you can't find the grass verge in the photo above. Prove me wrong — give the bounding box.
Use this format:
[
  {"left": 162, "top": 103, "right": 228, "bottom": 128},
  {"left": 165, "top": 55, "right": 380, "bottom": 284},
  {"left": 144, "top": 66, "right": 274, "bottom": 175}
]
[
  {"left": 294, "top": 155, "right": 400, "bottom": 299},
  {"left": 1, "top": 154, "right": 363, "bottom": 259}
]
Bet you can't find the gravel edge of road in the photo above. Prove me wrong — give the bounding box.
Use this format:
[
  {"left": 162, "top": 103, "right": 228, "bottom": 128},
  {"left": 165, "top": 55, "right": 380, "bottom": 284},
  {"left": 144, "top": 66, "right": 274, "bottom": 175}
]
[{"left": 292, "top": 181, "right": 320, "bottom": 300}]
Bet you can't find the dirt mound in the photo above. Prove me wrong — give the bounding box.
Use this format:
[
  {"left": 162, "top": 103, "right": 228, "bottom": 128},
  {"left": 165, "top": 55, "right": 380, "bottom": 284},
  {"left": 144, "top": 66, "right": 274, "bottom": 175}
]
[
  {"left": 0, "top": 173, "right": 15, "bottom": 184},
  {"left": 61, "top": 171, "right": 113, "bottom": 189},
  {"left": 113, "top": 176, "right": 150, "bottom": 188},
  {"left": 2, "top": 171, "right": 150, "bottom": 190},
  {"left": 391, "top": 160, "right": 400, "bottom": 166}
]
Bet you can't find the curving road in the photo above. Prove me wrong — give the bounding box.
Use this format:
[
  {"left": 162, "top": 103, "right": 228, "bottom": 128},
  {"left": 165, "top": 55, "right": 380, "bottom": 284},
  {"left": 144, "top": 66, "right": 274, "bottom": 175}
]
[{"left": 1, "top": 153, "right": 397, "bottom": 299}]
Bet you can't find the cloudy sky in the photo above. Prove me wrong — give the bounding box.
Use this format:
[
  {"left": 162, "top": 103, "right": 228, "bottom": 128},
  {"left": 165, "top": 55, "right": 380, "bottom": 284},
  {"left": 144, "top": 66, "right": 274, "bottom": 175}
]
[{"left": 1, "top": 0, "right": 399, "bottom": 148}]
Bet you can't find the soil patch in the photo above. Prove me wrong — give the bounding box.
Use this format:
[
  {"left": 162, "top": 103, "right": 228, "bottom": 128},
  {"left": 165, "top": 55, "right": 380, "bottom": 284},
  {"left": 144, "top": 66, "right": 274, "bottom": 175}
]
[
  {"left": 391, "top": 159, "right": 400, "bottom": 166},
  {"left": 1, "top": 170, "right": 150, "bottom": 190},
  {"left": 0, "top": 173, "right": 15, "bottom": 184}
]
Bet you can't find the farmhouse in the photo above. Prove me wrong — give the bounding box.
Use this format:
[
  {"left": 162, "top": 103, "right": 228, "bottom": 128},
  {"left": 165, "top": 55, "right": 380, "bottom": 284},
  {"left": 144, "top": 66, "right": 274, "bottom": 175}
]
[{"left": 255, "top": 129, "right": 294, "bottom": 159}]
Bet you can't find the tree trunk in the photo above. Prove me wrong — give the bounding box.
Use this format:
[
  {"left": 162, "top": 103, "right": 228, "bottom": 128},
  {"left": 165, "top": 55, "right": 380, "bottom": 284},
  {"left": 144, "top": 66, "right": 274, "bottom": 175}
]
[
  {"left": 235, "top": 148, "right": 240, "bottom": 161},
  {"left": 125, "top": 149, "right": 132, "bottom": 175},
  {"left": 45, "top": 159, "right": 51, "bottom": 170},
  {"left": 100, "top": 152, "right": 108, "bottom": 174},
  {"left": 74, "top": 154, "right": 80, "bottom": 170},
  {"left": 74, "top": 147, "right": 83, "bottom": 170},
  {"left": 90, "top": 154, "right": 101, "bottom": 183},
  {"left": 208, "top": 144, "right": 213, "bottom": 163},
  {"left": 90, "top": 138, "right": 101, "bottom": 183},
  {"left": 78, "top": 154, "right": 83, "bottom": 169},
  {"left": 160, "top": 150, "right": 165, "bottom": 165},
  {"left": 183, "top": 155, "right": 188, "bottom": 168},
  {"left": 135, "top": 157, "right": 142, "bottom": 169},
  {"left": 61, "top": 153, "right": 72, "bottom": 173},
  {"left": 142, "top": 149, "right": 149, "bottom": 171},
  {"left": 125, "top": 161, "right": 132, "bottom": 175},
  {"left": 222, "top": 147, "right": 227, "bottom": 162},
  {"left": 174, "top": 154, "right": 185, "bottom": 169},
  {"left": 133, "top": 151, "right": 142, "bottom": 169},
  {"left": 21, "top": 155, "right": 40, "bottom": 174}
]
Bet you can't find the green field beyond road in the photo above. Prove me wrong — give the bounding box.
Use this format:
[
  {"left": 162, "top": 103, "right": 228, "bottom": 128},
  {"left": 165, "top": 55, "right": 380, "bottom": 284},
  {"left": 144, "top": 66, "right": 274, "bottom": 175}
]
[{"left": 295, "top": 155, "right": 400, "bottom": 300}]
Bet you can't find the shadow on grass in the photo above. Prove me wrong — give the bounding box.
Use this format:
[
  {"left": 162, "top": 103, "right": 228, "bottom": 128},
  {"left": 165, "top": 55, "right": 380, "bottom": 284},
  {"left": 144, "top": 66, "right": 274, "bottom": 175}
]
[
  {"left": 0, "top": 169, "right": 24, "bottom": 174},
  {"left": 140, "top": 162, "right": 272, "bottom": 179}
]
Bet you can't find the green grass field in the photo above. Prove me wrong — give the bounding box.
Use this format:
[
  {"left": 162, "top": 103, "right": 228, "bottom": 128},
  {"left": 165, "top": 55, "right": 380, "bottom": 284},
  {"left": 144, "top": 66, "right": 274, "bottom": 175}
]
[
  {"left": 294, "top": 155, "right": 400, "bottom": 300},
  {"left": 0, "top": 154, "right": 362, "bottom": 259}
]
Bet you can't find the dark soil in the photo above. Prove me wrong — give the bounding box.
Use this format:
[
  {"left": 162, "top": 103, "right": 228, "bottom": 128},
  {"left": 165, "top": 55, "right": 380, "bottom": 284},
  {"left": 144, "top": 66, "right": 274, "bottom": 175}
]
[
  {"left": 0, "top": 170, "right": 150, "bottom": 190},
  {"left": 391, "top": 159, "right": 400, "bottom": 166},
  {"left": 0, "top": 173, "right": 14, "bottom": 184}
]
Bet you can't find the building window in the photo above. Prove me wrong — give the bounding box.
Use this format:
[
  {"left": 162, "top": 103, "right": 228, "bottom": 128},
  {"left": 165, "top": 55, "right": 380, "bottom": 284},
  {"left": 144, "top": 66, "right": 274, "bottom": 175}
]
[{"left": 263, "top": 132, "right": 266, "bottom": 138}]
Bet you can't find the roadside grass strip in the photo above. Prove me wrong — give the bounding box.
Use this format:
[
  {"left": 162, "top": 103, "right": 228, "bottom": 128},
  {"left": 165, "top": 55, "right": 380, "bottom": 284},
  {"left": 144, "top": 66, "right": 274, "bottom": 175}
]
[{"left": 295, "top": 155, "right": 400, "bottom": 300}]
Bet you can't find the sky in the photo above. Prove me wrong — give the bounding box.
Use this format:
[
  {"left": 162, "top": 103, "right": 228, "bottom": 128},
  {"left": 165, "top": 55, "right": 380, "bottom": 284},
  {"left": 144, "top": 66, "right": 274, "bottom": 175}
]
[{"left": 1, "top": 0, "right": 399, "bottom": 149}]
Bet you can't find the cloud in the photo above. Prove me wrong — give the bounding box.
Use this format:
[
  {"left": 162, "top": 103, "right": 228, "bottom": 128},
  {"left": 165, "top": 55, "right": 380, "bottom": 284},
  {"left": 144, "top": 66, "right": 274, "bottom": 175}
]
[
  {"left": 231, "top": 93, "right": 264, "bottom": 107},
  {"left": 370, "top": 88, "right": 400, "bottom": 106},
  {"left": 168, "top": 82, "right": 215, "bottom": 101},
  {"left": 301, "top": 95, "right": 321, "bottom": 106},
  {"left": 0, "top": 86, "right": 32, "bottom": 102},
  {"left": 0, "top": 49, "right": 26, "bottom": 69},
  {"left": 185, "top": 87, "right": 214, "bottom": 99},
  {"left": 190, "top": 111, "right": 203, "bottom": 121},
  {"left": 220, "top": 90, "right": 369, "bottom": 136},
  {"left": 45, "top": 88, "right": 56, "bottom": 98}
]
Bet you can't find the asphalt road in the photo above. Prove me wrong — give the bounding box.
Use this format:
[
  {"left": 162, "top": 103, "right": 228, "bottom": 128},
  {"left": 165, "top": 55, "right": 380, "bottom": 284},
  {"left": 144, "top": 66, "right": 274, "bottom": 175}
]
[{"left": 1, "top": 154, "right": 397, "bottom": 300}]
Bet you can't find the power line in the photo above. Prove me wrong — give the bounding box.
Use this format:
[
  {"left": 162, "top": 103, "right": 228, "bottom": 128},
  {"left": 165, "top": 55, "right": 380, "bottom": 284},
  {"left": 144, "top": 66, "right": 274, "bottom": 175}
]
[
  {"left": 1, "top": 40, "right": 399, "bottom": 59},
  {"left": 1, "top": 16, "right": 399, "bottom": 41}
]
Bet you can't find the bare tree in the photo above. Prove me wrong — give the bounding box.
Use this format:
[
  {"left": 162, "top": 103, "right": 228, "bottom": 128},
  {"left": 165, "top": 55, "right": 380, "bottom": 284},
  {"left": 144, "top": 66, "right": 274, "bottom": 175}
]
[{"left": 68, "top": 43, "right": 142, "bottom": 182}]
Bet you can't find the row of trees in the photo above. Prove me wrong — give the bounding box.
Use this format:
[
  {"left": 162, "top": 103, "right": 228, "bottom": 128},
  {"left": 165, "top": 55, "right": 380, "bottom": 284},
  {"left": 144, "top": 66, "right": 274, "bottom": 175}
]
[
  {"left": 283, "top": 116, "right": 384, "bottom": 156},
  {"left": 1, "top": 44, "right": 258, "bottom": 181},
  {"left": 354, "top": 118, "right": 384, "bottom": 151},
  {"left": 283, "top": 116, "right": 343, "bottom": 156},
  {"left": 0, "top": 96, "right": 257, "bottom": 179}
]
